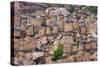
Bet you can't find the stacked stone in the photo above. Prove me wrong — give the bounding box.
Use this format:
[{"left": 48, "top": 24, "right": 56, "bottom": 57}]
[{"left": 12, "top": 2, "right": 97, "bottom": 65}]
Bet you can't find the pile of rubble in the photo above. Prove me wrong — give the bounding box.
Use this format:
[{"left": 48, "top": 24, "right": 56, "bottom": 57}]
[{"left": 11, "top": 1, "right": 97, "bottom": 65}]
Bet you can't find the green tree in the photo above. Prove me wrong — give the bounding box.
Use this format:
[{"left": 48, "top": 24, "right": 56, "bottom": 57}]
[{"left": 89, "top": 6, "right": 97, "bottom": 15}]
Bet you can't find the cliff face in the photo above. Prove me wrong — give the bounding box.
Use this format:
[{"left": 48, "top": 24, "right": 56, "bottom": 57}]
[
  {"left": 11, "top": 1, "right": 97, "bottom": 66},
  {"left": 11, "top": 1, "right": 48, "bottom": 15}
]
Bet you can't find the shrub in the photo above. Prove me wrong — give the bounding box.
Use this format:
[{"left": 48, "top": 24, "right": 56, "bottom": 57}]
[{"left": 51, "top": 42, "right": 63, "bottom": 61}]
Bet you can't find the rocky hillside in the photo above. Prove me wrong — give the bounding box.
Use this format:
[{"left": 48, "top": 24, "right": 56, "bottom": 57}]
[{"left": 11, "top": 1, "right": 97, "bottom": 66}]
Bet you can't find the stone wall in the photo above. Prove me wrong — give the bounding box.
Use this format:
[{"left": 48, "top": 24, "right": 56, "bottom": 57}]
[{"left": 11, "top": 1, "right": 97, "bottom": 65}]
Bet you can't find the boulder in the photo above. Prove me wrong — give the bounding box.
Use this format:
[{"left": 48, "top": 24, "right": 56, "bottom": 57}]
[
  {"left": 72, "top": 45, "right": 78, "bottom": 52},
  {"left": 46, "top": 57, "right": 52, "bottom": 64},
  {"left": 41, "top": 36, "right": 48, "bottom": 44},
  {"left": 65, "top": 55, "right": 75, "bottom": 62},
  {"left": 14, "top": 57, "right": 19, "bottom": 65},
  {"left": 57, "top": 33, "right": 63, "bottom": 40},
  {"left": 83, "top": 52, "right": 91, "bottom": 61},
  {"left": 90, "top": 52, "right": 97, "bottom": 60},
  {"left": 45, "top": 7, "right": 59, "bottom": 16},
  {"left": 75, "top": 51, "right": 84, "bottom": 62},
  {"left": 86, "top": 37, "right": 93, "bottom": 43},
  {"left": 32, "top": 52, "right": 44, "bottom": 60},
  {"left": 23, "top": 52, "right": 33, "bottom": 61},
  {"left": 18, "top": 56, "right": 24, "bottom": 64},
  {"left": 22, "top": 61, "right": 35, "bottom": 65},
  {"left": 58, "top": 8, "right": 70, "bottom": 16},
  {"left": 65, "top": 36, "right": 74, "bottom": 43},
  {"left": 17, "top": 51, "right": 24, "bottom": 57}
]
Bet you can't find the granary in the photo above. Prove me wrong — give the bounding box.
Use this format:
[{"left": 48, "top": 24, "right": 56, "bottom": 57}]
[
  {"left": 63, "top": 41, "right": 72, "bottom": 53},
  {"left": 72, "top": 44, "right": 79, "bottom": 52},
  {"left": 20, "top": 15, "right": 27, "bottom": 26},
  {"left": 90, "top": 41, "right": 97, "bottom": 49},
  {"left": 46, "top": 17, "right": 57, "bottom": 27},
  {"left": 14, "top": 16, "right": 21, "bottom": 26},
  {"left": 88, "top": 22, "right": 97, "bottom": 33},
  {"left": 85, "top": 42, "right": 94, "bottom": 50},
  {"left": 63, "top": 16, "right": 69, "bottom": 22},
  {"left": 46, "top": 27, "right": 51, "bottom": 35},
  {"left": 26, "top": 25, "right": 34, "bottom": 36},
  {"left": 80, "top": 26, "right": 88, "bottom": 34},
  {"left": 27, "top": 16, "right": 33, "bottom": 25},
  {"left": 14, "top": 39, "right": 20, "bottom": 49},
  {"left": 20, "top": 16, "right": 27, "bottom": 32},
  {"left": 72, "top": 22, "right": 79, "bottom": 30},
  {"left": 65, "top": 36, "right": 74, "bottom": 43},
  {"left": 57, "top": 20, "right": 64, "bottom": 32},
  {"left": 78, "top": 44, "right": 84, "bottom": 50},
  {"left": 31, "top": 18, "right": 42, "bottom": 27},
  {"left": 52, "top": 26, "right": 58, "bottom": 34},
  {"left": 64, "top": 22, "right": 73, "bottom": 32},
  {"left": 38, "top": 27, "right": 46, "bottom": 37},
  {"left": 72, "top": 16, "right": 79, "bottom": 30},
  {"left": 14, "top": 30, "right": 21, "bottom": 38},
  {"left": 57, "top": 15, "right": 62, "bottom": 21}
]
